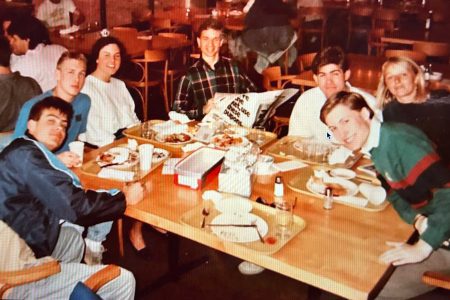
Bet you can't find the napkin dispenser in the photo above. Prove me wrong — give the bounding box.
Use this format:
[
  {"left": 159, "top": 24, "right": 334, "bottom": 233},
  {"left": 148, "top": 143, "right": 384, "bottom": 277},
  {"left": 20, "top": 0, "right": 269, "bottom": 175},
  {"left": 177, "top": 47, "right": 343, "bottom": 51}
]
[{"left": 174, "top": 147, "right": 225, "bottom": 189}]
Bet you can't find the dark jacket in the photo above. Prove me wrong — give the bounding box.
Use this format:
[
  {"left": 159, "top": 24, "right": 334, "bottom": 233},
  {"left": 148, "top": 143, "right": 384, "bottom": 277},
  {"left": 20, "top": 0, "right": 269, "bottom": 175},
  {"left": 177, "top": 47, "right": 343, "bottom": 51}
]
[{"left": 0, "top": 136, "right": 126, "bottom": 258}]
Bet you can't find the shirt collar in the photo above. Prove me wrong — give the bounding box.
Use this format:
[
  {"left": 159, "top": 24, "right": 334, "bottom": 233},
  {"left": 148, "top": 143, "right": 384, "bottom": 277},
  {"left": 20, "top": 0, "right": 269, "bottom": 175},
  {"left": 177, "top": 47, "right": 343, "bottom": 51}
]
[{"left": 361, "top": 118, "right": 381, "bottom": 156}]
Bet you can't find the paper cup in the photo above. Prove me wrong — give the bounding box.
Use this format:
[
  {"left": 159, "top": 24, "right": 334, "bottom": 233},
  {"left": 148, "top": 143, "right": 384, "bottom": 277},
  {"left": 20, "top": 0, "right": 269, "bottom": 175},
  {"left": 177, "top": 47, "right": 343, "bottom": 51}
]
[
  {"left": 138, "top": 144, "right": 154, "bottom": 171},
  {"left": 68, "top": 141, "right": 84, "bottom": 167}
]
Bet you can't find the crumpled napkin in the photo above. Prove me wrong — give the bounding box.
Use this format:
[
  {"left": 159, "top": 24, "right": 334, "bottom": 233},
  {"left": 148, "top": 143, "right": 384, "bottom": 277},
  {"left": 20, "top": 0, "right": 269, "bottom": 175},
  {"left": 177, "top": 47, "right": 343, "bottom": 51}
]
[
  {"left": 328, "top": 146, "right": 353, "bottom": 165},
  {"left": 168, "top": 111, "right": 191, "bottom": 124},
  {"left": 152, "top": 120, "right": 188, "bottom": 135},
  {"left": 98, "top": 168, "right": 134, "bottom": 181},
  {"left": 182, "top": 142, "right": 205, "bottom": 153}
]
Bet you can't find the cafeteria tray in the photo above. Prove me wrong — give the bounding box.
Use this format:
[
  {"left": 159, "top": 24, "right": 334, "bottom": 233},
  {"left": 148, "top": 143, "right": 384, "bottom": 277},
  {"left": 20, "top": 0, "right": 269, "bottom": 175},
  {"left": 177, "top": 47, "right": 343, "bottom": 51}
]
[
  {"left": 180, "top": 193, "right": 306, "bottom": 255},
  {"left": 265, "top": 136, "right": 362, "bottom": 168},
  {"left": 79, "top": 144, "right": 169, "bottom": 182},
  {"left": 286, "top": 167, "right": 389, "bottom": 212}
]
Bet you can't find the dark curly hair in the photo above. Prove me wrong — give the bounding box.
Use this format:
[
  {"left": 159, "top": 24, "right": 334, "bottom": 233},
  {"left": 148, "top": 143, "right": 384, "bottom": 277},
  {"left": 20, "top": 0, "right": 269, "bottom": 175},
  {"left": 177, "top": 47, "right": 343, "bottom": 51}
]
[{"left": 87, "top": 36, "right": 128, "bottom": 75}]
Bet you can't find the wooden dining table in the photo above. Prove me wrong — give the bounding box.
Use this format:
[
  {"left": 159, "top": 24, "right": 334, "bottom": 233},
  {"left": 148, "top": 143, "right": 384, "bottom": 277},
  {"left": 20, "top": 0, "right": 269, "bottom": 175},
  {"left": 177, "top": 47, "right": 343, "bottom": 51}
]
[
  {"left": 291, "top": 53, "right": 450, "bottom": 94},
  {"left": 50, "top": 31, "right": 192, "bottom": 57},
  {"left": 75, "top": 137, "right": 413, "bottom": 300}
]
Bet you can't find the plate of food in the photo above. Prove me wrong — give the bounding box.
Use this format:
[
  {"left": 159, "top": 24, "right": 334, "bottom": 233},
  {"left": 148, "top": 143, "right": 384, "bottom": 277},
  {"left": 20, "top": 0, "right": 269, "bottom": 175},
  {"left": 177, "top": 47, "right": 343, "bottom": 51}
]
[
  {"left": 152, "top": 148, "right": 170, "bottom": 164},
  {"left": 212, "top": 134, "right": 248, "bottom": 150},
  {"left": 306, "top": 175, "right": 358, "bottom": 197},
  {"left": 210, "top": 213, "right": 268, "bottom": 243},
  {"left": 96, "top": 147, "right": 138, "bottom": 169},
  {"left": 155, "top": 132, "right": 193, "bottom": 145}
]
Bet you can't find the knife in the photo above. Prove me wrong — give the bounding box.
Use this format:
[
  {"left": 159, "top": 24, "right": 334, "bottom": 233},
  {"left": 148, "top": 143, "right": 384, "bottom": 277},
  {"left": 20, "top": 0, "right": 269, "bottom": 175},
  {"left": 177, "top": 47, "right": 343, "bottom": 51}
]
[{"left": 206, "top": 224, "right": 256, "bottom": 228}]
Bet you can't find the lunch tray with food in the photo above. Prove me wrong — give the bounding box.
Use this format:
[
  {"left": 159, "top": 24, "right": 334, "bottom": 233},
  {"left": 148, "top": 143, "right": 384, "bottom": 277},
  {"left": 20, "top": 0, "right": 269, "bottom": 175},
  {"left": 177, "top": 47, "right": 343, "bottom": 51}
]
[
  {"left": 180, "top": 193, "right": 306, "bottom": 255},
  {"left": 80, "top": 145, "right": 170, "bottom": 182},
  {"left": 286, "top": 167, "right": 389, "bottom": 212},
  {"left": 123, "top": 120, "right": 198, "bottom": 152},
  {"left": 265, "top": 136, "right": 362, "bottom": 168}
]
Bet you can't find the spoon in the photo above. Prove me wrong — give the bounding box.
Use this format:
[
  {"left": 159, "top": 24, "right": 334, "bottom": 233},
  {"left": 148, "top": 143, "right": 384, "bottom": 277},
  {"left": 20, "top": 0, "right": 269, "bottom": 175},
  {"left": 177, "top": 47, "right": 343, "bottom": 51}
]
[{"left": 251, "top": 220, "right": 265, "bottom": 244}]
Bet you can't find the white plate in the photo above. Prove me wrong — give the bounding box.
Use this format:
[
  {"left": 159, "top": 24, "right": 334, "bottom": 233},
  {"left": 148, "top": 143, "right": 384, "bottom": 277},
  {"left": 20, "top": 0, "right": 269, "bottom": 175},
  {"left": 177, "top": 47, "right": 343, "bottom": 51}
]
[
  {"left": 211, "top": 134, "right": 249, "bottom": 150},
  {"left": 152, "top": 148, "right": 170, "bottom": 164},
  {"left": 214, "top": 196, "right": 253, "bottom": 214},
  {"left": 210, "top": 213, "right": 268, "bottom": 243},
  {"left": 96, "top": 147, "right": 139, "bottom": 170},
  {"left": 330, "top": 168, "right": 356, "bottom": 179},
  {"left": 155, "top": 132, "right": 193, "bottom": 145},
  {"left": 306, "top": 176, "right": 358, "bottom": 197}
]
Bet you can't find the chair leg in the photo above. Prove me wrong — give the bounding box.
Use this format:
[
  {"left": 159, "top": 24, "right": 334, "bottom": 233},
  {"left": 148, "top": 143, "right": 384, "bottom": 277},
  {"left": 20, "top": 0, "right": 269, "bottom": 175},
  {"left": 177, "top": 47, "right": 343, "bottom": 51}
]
[{"left": 117, "top": 218, "right": 124, "bottom": 257}]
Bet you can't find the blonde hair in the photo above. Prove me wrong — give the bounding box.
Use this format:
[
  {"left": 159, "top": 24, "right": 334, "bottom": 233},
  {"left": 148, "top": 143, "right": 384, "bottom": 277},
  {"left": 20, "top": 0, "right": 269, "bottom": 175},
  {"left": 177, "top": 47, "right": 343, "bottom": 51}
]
[{"left": 376, "top": 56, "right": 427, "bottom": 108}]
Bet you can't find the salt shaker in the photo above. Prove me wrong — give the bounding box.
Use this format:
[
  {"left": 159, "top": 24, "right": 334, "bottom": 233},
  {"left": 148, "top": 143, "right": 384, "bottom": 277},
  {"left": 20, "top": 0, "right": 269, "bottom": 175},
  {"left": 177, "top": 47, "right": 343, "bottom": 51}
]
[
  {"left": 274, "top": 176, "right": 284, "bottom": 205},
  {"left": 323, "top": 188, "right": 333, "bottom": 210}
]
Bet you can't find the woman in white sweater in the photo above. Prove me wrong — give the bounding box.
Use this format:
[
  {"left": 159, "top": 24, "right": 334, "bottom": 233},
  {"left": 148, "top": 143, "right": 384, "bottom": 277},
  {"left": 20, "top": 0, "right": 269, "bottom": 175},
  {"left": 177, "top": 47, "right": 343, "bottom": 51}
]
[
  {"left": 82, "top": 36, "right": 140, "bottom": 147},
  {"left": 82, "top": 36, "right": 148, "bottom": 255}
]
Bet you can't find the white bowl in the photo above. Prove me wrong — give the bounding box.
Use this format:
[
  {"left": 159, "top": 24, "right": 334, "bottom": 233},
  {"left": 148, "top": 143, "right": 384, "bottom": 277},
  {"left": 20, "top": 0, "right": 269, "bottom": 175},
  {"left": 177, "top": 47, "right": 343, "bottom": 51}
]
[
  {"left": 359, "top": 183, "right": 386, "bottom": 206},
  {"left": 429, "top": 72, "right": 442, "bottom": 81}
]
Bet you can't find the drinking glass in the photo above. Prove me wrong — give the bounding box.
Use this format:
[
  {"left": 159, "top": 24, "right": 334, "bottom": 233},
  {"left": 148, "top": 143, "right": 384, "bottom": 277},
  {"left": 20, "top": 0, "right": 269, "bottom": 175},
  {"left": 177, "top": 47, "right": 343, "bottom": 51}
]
[
  {"left": 275, "top": 201, "right": 293, "bottom": 239},
  {"left": 253, "top": 126, "right": 266, "bottom": 146}
]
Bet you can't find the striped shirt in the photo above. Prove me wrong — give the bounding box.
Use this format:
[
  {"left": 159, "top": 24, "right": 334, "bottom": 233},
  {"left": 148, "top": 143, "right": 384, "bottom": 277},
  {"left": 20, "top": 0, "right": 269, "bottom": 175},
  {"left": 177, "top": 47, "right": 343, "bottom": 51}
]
[{"left": 173, "top": 57, "right": 257, "bottom": 120}]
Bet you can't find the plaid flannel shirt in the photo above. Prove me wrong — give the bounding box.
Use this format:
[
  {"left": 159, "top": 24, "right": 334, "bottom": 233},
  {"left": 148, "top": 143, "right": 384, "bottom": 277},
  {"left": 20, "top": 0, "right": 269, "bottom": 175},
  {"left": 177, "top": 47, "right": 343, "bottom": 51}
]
[{"left": 173, "top": 57, "right": 257, "bottom": 120}]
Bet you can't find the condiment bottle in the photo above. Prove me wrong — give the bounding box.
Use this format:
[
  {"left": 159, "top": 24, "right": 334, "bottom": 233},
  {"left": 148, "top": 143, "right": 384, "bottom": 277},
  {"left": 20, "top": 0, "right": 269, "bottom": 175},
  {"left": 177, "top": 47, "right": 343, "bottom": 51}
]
[
  {"left": 323, "top": 188, "right": 333, "bottom": 210},
  {"left": 274, "top": 176, "right": 284, "bottom": 205},
  {"left": 425, "top": 10, "right": 433, "bottom": 31}
]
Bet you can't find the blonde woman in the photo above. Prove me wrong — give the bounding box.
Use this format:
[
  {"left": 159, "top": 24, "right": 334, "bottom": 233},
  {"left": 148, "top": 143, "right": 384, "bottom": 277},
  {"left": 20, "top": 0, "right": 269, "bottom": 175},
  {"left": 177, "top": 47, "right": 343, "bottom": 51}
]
[{"left": 376, "top": 56, "right": 450, "bottom": 163}]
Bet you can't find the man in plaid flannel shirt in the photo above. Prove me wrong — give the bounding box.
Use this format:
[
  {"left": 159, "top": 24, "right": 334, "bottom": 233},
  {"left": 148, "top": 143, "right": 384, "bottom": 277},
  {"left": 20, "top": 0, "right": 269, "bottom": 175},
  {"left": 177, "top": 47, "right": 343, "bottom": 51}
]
[{"left": 173, "top": 19, "right": 257, "bottom": 120}]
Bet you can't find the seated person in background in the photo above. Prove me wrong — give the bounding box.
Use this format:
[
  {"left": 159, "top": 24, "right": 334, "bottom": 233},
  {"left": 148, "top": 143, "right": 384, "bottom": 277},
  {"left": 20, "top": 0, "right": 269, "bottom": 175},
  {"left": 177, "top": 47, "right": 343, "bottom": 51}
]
[
  {"left": 7, "top": 15, "right": 67, "bottom": 92},
  {"left": 173, "top": 19, "right": 257, "bottom": 121},
  {"left": 36, "top": 0, "right": 85, "bottom": 29},
  {"left": 320, "top": 91, "right": 450, "bottom": 300},
  {"left": 81, "top": 36, "right": 140, "bottom": 147},
  {"left": 13, "top": 51, "right": 89, "bottom": 168},
  {"left": 376, "top": 56, "right": 450, "bottom": 164},
  {"left": 0, "top": 37, "right": 42, "bottom": 132},
  {"left": 0, "top": 97, "right": 143, "bottom": 299},
  {"left": 289, "top": 46, "right": 379, "bottom": 142}
]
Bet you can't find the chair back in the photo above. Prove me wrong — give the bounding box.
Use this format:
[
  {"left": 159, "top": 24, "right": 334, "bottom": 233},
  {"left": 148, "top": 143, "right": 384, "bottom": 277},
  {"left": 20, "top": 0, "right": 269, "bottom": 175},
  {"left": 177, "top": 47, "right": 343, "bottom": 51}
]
[
  {"left": 262, "top": 66, "right": 283, "bottom": 91},
  {"left": 385, "top": 49, "right": 427, "bottom": 64},
  {"left": 372, "top": 8, "right": 399, "bottom": 31},
  {"left": 367, "top": 28, "right": 385, "bottom": 56},
  {"left": 297, "top": 52, "right": 316, "bottom": 72}
]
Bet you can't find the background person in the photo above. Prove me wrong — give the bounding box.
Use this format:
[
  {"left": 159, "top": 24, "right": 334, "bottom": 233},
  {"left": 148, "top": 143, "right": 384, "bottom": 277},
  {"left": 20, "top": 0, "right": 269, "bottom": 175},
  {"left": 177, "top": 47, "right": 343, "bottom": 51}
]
[
  {"left": 7, "top": 15, "right": 67, "bottom": 92},
  {"left": 320, "top": 91, "right": 450, "bottom": 300},
  {"left": 36, "top": 0, "right": 85, "bottom": 29},
  {"left": 376, "top": 56, "right": 450, "bottom": 164}
]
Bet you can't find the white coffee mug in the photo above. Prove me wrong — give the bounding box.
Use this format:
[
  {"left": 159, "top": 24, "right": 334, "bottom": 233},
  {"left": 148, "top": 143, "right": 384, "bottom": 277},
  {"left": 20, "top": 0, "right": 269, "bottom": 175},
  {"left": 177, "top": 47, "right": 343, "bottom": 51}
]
[
  {"left": 359, "top": 183, "right": 386, "bottom": 206},
  {"left": 138, "top": 144, "right": 154, "bottom": 171}
]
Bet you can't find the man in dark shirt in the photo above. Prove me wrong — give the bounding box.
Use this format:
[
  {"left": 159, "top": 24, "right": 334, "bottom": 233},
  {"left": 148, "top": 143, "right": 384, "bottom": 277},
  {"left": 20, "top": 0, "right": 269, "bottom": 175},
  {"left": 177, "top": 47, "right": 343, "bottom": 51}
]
[{"left": 173, "top": 19, "right": 257, "bottom": 120}]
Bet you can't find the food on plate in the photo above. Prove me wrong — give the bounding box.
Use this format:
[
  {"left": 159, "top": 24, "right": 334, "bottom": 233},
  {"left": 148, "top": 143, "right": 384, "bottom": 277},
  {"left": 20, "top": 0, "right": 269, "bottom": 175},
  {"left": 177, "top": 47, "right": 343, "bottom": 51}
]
[
  {"left": 212, "top": 134, "right": 243, "bottom": 149},
  {"left": 311, "top": 176, "right": 347, "bottom": 197},
  {"left": 99, "top": 152, "right": 115, "bottom": 164},
  {"left": 162, "top": 133, "right": 191, "bottom": 143}
]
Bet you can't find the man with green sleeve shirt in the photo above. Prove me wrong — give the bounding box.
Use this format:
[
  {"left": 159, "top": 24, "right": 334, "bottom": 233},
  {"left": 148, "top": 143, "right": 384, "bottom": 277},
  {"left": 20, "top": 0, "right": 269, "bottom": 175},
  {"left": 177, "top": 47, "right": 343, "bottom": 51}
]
[{"left": 320, "top": 91, "right": 450, "bottom": 300}]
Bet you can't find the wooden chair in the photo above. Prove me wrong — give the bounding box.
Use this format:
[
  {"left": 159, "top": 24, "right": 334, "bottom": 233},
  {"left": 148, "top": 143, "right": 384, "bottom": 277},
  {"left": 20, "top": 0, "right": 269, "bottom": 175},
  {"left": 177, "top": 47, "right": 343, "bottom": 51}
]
[
  {"left": 367, "top": 28, "right": 386, "bottom": 56},
  {"left": 0, "top": 260, "right": 121, "bottom": 298},
  {"left": 422, "top": 271, "right": 450, "bottom": 290},
  {"left": 157, "top": 32, "right": 191, "bottom": 110},
  {"left": 371, "top": 8, "right": 400, "bottom": 32},
  {"left": 111, "top": 27, "right": 139, "bottom": 55},
  {"left": 385, "top": 49, "right": 427, "bottom": 64},
  {"left": 413, "top": 41, "right": 450, "bottom": 63},
  {"left": 124, "top": 50, "right": 169, "bottom": 119},
  {"left": 150, "top": 18, "right": 181, "bottom": 34},
  {"left": 347, "top": 5, "right": 374, "bottom": 50},
  {"left": 298, "top": 7, "right": 328, "bottom": 50},
  {"left": 297, "top": 52, "right": 316, "bottom": 72},
  {"left": 262, "top": 66, "right": 296, "bottom": 136}
]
